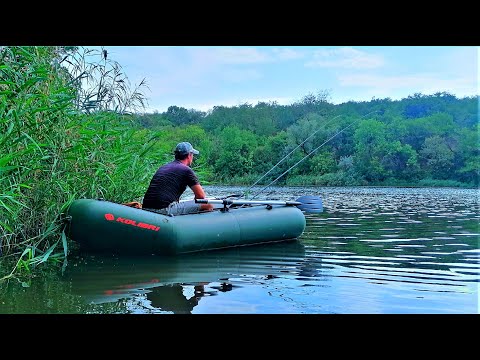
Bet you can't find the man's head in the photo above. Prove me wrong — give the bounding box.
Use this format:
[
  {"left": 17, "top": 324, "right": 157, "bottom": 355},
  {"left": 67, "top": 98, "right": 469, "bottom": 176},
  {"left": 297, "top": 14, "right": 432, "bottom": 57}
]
[{"left": 174, "top": 142, "right": 199, "bottom": 163}]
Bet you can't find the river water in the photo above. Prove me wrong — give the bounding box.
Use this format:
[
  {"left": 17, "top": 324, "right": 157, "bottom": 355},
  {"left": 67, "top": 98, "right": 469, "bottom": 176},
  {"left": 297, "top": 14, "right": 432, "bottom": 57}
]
[{"left": 1, "top": 186, "right": 479, "bottom": 314}]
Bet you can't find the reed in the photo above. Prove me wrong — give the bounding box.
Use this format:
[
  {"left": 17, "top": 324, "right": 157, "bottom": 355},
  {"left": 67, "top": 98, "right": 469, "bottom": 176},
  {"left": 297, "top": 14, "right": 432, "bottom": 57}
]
[{"left": 0, "top": 46, "right": 152, "bottom": 280}]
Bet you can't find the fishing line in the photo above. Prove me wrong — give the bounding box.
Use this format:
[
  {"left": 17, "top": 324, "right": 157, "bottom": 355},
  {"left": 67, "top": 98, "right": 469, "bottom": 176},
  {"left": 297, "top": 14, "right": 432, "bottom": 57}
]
[
  {"left": 239, "top": 114, "right": 344, "bottom": 198},
  {"left": 249, "top": 110, "right": 379, "bottom": 200}
]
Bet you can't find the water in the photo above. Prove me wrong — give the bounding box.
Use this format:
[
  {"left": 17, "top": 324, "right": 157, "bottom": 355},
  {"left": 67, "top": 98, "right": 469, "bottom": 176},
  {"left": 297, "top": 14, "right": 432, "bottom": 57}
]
[{"left": 1, "top": 186, "right": 479, "bottom": 314}]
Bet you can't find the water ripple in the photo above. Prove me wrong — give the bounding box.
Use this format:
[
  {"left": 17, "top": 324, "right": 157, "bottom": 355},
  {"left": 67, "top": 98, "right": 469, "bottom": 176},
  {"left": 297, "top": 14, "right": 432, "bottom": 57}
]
[{"left": 5, "top": 185, "right": 477, "bottom": 314}]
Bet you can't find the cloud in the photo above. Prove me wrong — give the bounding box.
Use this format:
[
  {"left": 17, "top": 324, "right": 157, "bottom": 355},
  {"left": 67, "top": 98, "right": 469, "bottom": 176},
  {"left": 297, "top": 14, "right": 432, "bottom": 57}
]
[
  {"left": 338, "top": 73, "right": 477, "bottom": 96},
  {"left": 189, "top": 47, "right": 272, "bottom": 65},
  {"left": 305, "top": 47, "right": 385, "bottom": 69},
  {"left": 439, "top": 47, "right": 478, "bottom": 78},
  {"left": 107, "top": 47, "right": 312, "bottom": 105},
  {"left": 272, "top": 48, "right": 305, "bottom": 60},
  {"left": 220, "top": 68, "right": 263, "bottom": 82},
  {"left": 190, "top": 47, "right": 308, "bottom": 65}
]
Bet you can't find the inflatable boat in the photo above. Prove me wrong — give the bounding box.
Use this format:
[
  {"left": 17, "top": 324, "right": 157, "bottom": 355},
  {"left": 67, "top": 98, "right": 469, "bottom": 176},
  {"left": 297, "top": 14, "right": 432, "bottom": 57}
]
[{"left": 65, "top": 197, "right": 313, "bottom": 255}]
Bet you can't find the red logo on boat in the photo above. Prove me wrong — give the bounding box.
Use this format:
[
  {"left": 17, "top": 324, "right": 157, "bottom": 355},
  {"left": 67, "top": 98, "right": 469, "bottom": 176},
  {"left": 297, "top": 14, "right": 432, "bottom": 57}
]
[{"left": 103, "top": 213, "right": 160, "bottom": 231}]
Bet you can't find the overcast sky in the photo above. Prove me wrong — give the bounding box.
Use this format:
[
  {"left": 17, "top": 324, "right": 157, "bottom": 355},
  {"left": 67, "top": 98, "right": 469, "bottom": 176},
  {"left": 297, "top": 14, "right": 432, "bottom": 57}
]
[{"left": 92, "top": 46, "right": 478, "bottom": 113}]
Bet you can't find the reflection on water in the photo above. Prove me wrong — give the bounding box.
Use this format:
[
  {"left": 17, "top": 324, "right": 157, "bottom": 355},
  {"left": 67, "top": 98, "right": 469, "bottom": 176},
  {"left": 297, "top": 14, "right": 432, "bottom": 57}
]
[
  {"left": 65, "top": 240, "right": 306, "bottom": 314},
  {"left": 1, "top": 186, "right": 479, "bottom": 314}
]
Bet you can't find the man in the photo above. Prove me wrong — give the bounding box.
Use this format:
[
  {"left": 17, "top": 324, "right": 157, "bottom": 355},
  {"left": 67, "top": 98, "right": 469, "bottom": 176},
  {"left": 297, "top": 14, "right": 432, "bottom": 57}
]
[{"left": 142, "top": 142, "right": 214, "bottom": 215}]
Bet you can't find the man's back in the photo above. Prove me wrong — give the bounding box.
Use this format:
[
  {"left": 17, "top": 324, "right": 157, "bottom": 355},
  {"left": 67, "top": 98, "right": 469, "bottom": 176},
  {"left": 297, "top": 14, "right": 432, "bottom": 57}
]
[{"left": 142, "top": 160, "right": 199, "bottom": 209}]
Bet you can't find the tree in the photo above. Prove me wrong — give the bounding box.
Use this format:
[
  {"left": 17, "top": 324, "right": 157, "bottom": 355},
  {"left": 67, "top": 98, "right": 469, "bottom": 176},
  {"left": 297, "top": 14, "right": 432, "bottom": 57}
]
[
  {"left": 164, "top": 106, "right": 205, "bottom": 126},
  {"left": 454, "top": 126, "right": 479, "bottom": 185},
  {"left": 353, "top": 119, "right": 389, "bottom": 182},
  {"left": 419, "top": 135, "right": 455, "bottom": 179},
  {"left": 212, "top": 126, "right": 258, "bottom": 179}
]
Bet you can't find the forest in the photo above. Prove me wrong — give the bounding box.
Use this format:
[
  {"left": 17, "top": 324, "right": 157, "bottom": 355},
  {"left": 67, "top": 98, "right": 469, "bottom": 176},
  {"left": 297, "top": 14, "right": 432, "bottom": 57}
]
[{"left": 134, "top": 89, "right": 478, "bottom": 189}]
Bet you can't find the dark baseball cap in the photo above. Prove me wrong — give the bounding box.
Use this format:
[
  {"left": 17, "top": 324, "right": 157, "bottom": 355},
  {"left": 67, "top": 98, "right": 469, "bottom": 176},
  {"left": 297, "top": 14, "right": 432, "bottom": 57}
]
[{"left": 174, "top": 142, "right": 199, "bottom": 155}]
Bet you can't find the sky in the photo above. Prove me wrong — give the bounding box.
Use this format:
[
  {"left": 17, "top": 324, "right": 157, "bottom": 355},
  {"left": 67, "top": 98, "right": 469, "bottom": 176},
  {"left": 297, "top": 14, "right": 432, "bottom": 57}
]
[{"left": 92, "top": 46, "right": 478, "bottom": 113}]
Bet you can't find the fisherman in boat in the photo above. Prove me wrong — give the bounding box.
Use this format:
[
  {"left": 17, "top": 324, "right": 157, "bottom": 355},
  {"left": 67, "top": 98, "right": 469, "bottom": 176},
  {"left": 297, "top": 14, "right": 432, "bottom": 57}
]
[{"left": 142, "top": 142, "right": 214, "bottom": 215}]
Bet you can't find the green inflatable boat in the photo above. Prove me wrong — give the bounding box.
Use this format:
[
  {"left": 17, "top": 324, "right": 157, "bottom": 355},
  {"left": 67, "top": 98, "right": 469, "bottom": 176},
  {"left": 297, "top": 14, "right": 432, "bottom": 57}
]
[{"left": 65, "top": 197, "right": 311, "bottom": 255}]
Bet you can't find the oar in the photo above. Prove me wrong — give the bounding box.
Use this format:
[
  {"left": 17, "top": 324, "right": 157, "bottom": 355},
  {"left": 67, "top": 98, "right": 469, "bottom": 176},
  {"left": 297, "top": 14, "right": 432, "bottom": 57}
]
[
  {"left": 295, "top": 195, "right": 323, "bottom": 213},
  {"left": 196, "top": 196, "right": 323, "bottom": 213}
]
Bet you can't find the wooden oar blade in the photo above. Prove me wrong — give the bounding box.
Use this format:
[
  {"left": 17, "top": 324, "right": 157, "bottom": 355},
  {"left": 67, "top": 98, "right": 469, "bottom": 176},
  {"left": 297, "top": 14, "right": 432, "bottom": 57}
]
[{"left": 295, "top": 195, "right": 323, "bottom": 213}]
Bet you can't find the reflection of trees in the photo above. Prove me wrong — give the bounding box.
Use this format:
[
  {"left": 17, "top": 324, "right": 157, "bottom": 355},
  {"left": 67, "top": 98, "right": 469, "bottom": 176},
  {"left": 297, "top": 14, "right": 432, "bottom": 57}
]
[{"left": 0, "top": 274, "right": 123, "bottom": 314}]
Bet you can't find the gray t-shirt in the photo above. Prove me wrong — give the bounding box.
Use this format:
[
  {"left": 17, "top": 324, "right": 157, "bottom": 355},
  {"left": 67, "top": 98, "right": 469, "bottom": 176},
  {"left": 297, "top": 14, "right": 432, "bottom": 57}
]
[{"left": 142, "top": 160, "right": 199, "bottom": 209}]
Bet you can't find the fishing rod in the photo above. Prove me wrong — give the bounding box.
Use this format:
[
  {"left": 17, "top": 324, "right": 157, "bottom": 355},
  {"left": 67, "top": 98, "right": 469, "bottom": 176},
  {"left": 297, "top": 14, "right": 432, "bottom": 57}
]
[
  {"left": 239, "top": 114, "right": 344, "bottom": 198},
  {"left": 249, "top": 110, "right": 379, "bottom": 200},
  {"left": 197, "top": 198, "right": 302, "bottom": 206}
]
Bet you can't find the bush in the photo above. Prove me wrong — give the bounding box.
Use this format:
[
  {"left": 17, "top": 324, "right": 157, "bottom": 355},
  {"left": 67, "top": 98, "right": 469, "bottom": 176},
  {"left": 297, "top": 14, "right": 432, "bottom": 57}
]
[{"left": 417, "top": 179, "right": 472, "bottom": 188}]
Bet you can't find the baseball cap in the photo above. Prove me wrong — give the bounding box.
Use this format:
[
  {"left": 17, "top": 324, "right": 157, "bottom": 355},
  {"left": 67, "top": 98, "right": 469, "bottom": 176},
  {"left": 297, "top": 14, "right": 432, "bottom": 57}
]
[{"left": 174, "top": 142, "right": 199, "bottom": 155}]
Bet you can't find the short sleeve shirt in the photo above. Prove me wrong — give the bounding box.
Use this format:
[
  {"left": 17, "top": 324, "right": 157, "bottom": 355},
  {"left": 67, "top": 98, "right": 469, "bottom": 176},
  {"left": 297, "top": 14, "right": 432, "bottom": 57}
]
[{"left": 142, "top": 160, "right": 200, "bottom": 209}]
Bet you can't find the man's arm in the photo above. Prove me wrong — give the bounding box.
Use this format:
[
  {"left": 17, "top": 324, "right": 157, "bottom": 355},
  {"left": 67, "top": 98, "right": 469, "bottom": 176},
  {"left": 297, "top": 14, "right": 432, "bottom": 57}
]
[
  {"left": 190, "top": 184, "right": 213, "bottom": 211},
  {"left": 190, "top": 184, "right": 207, "bottom": 199}
]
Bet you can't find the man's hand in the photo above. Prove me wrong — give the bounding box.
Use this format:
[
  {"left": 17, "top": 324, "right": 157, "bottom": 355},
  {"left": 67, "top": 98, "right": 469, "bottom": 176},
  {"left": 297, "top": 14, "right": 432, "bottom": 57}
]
[{"left": 191, "top": 184, "right": 214, "bottom": 211}]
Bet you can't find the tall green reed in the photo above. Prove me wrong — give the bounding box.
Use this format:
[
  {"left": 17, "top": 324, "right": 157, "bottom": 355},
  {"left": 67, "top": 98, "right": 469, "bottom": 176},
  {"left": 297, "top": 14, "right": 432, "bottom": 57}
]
[{"left": 0, "top": 46, "right": 153, "bottom": 281}]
